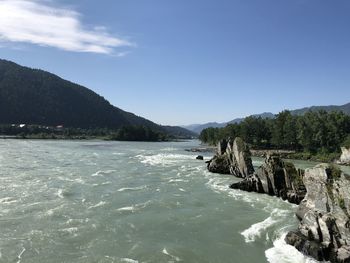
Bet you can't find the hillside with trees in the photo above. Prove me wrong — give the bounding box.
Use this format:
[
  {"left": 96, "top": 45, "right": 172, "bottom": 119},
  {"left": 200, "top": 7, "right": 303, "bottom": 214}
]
[
  {"left": 185, "top": 104, "right": 350, "bottom": 134},
  {"left": 199, "top": 110, "right": 350, "bottom": 161},
  {"left": 0, "top": 59, "right": 196, "bottom": 140}
]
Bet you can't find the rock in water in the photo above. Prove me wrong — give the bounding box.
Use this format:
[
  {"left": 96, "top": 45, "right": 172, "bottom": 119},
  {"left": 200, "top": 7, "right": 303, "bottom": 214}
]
[
  {"left": 196, "top": 155, "right": 204, "bottom": 160},
  {"left": 230, "top": 154, "right": 306, "bottom": 204},
  {"left": 207, "top": 154, "right": 231, "bottom": 174},
  {"left": 339, "top": 147, "right": 350, "bottom": 165},
  {"left": 286, "top": 164, "right": 350, "bottom": 262},
  {"left": 207, "top": 137, "right": 254, "bottom": 177},
  {"left": 227, "top": 137, "right": 255, "bottom": 178}
]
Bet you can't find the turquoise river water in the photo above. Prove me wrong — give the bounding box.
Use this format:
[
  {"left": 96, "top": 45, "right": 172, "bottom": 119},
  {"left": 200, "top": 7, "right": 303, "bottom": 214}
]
[{"left": 1, "top": 140, "right": 350, "bottom": 263}]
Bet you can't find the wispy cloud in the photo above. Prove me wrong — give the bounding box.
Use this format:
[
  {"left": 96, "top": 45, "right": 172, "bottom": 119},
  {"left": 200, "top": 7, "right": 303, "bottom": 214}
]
[{"left": 0, "top": 0, "right": 133, "bottom": 54}]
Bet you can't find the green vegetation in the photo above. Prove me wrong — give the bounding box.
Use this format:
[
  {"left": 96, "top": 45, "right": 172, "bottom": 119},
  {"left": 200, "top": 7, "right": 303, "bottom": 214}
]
[
  {"left": 0, "top": 124, "right": 170, "bottom": 141},
  {"left": 200, "top": 110, "right": 350, "bottom": 161},
  {"left": 108, "top": 125, "right": 166, "bottom": 141},
  {"left": 326, "top": 164, "right": 342, "bottom": 180},
  {"left": 0, "top": 59, "right": 196, "bottom": 140},
  {"left": 342, "top": 135, "right": 350, "bottom": 148}
]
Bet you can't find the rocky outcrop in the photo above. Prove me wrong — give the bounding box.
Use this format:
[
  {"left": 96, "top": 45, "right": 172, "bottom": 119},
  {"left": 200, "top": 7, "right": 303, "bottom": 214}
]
[
  {"left": 250, "top": 149, "right": 296, "bottom": 158},
  {"left": 230, "top": 154, "right": 306, "bottom": 204},
  {"left": 285, "top": 164, "right": 350, "bottom": 262},
  {"left": 339, "top": 147, "right": 350, "bottom": 165},
  {"left": 207, "top": 137, "right": 254, "bottom": 178}
]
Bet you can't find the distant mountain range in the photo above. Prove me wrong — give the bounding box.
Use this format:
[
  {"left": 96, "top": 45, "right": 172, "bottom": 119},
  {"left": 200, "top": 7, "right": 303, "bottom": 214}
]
[
  {"left": 0, "top": 59, "right": 196, "bottom": 138},
  {"left": 183, "top": 104, "right": 350, "bottom": 134}
]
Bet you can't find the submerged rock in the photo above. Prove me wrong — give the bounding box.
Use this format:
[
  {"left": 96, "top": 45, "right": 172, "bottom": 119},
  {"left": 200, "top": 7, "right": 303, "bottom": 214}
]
[
  {"left": 230, "top": 154, "right": 306, "bottom": 204},
  {"left": 285, "top": 164, "right": 350, "bottom": 262},
  {"left": 207, "top": 137, "right": 254, "bottom": 178}
]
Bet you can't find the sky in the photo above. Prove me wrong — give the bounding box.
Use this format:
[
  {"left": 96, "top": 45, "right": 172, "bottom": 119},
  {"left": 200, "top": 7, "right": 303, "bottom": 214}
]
[{"left": 0, "top": 0, "right": 350, "bottom": 126}]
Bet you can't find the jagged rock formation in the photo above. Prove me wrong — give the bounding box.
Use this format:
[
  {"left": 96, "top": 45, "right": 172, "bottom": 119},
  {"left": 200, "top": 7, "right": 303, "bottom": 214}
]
[
  {"left": 339, "top": 147, "right": 350, "bottom": 165},
  {"left": 206, "top": 138, "right": 350, "bottom": 261},
  {"left": 285, "top": 164, "right": 350, "bottom": 262},
  {"left": 230, "top": 154, "right": 306, "bottom": 204},
  {"left": 207, "top": 137, "right": 254, "bottom": 178}
]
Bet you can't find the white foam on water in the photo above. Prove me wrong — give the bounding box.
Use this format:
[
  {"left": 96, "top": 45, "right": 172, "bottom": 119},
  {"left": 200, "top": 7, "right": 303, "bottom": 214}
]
[
  {"left": 66, "top": 218, "right": 89, "bottom": 225},
  {"left": 0, "top": 197, "right": 17, "bottom": 204},
  {"left": 46, "top": 209, "right": 54, "bottom": 216},
  {"left": 179, "top": 188, "right": 186, "bottom": 192},
  {"left": 117, "top": 206, "right": 135, "bottom": 212},
  {"left": 120, "top": 258, "right": 139, "bottom": 263},
  {"left": 117, "top": 201, "right": 152, "bottom": 213},
  {"left": 205, "top": 174, "right": 280, "bottom": 206},
  {"left": 88, "top": 201, "right": 107, "bottom": 209},
  {"left": 241, "top": 208, "right": 289, "bottom": 243},
  {"left": 16, "top": 247, "right": 26, "bottom": 263},
  {"left": 60, "top": 227, "right": 78, "bottom": 234},
  {"left": 205, "top": 176, "right": 257, "bottom": 203},
  {"left": 265, "top": 233, "right": 320, "bottom": 263},
  {"left": 169, "top": 178, "right": 189, "bottom": 183},
  {"left": 241, "top": 216, "right": 278, "bottom": 243},
  {"left": 91, "top": 170, "right": 116, "bottom": 177},
  {"left": 57, "top": 189, "right": 64, "bottom": 198},
  {"left": 162, "top": 248, "right": 181, "bottom": 262},
  {"left": 135, "top": 153, "right": 194, "bottom": 166},
  {"left": 117, "top": 186, "right": 147, "bottom": 192}
]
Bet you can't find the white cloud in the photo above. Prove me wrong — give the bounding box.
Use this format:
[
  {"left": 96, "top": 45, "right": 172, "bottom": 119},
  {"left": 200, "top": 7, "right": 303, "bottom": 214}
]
[{"left": 0, "top": 0, "right": 133, "bottom": 54}]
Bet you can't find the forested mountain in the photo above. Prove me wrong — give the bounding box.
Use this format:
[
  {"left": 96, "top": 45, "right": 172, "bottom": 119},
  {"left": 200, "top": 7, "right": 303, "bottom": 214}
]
[
  {"left": 183, "top": 113, "right": 275, "bottom": 134},
  {"left": 0, "top": 59, "right": 195, "bottom": 138},
  {"left": 184, "top": 104, "right": 350, "bottom": 133},
  {"left": 291, "top": 103, "right": 350, "bottom": 116}
]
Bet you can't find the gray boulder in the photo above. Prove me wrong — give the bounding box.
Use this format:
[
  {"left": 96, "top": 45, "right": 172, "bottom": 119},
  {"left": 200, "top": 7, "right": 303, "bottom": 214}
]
[
  {"left": 207, "top": 137, "right": 254, "bottom": 178},
  {"left": 230, "top": 154, "right": 306, "bottom": 204},
  {"left": 286, "top": 164, "right": 350, "bottom": 262},
  {"left": 339, "top": 147, "right": 350, "bottom": 165}
]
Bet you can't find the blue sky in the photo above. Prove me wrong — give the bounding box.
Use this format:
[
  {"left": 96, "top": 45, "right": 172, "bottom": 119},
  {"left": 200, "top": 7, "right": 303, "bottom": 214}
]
[{"left": 0, "top": 0, "right": 350, "bottom": 125}]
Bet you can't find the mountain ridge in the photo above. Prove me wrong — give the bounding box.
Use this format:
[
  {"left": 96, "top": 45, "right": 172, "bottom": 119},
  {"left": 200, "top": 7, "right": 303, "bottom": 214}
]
[
  {"left": 0, "top": 59, "right": 196, "bottom": 138},
  {"left": 183, "top": 104, "right": 350, "bottom": 134}
]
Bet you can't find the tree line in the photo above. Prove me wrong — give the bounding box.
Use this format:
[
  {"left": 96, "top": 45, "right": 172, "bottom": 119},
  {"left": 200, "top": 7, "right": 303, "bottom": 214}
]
[
  {"left": 0, "top": 124, "right": 168, "bottom": 141},
  {"left": 199, "top": 110, "right": 350, "bottom": 155}
]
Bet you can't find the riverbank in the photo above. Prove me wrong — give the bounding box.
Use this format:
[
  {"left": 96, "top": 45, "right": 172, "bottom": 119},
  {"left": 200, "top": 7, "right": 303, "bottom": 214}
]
[
  {"left": 0, "top": 134, "right": 188, "bottom": 142},
  {"left": 250, "top": 149, "right": 341, "bottom": 163},
  {"left": 194, "top": 143, "right": 342, "bottom": 163}
]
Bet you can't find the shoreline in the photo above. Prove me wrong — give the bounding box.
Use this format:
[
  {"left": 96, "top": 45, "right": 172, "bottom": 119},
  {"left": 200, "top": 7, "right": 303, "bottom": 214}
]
[
  {"left": 193, "top": 144, "right": 344, "bottom": 164},
  {"left": 0, "top": 136, "right": 194, "bottom": 143}
]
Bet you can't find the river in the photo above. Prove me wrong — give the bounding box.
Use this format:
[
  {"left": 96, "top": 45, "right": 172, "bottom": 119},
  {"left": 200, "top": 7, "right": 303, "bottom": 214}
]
[{"left": 1, "top": 140, "right": 349, "bottom": 262}]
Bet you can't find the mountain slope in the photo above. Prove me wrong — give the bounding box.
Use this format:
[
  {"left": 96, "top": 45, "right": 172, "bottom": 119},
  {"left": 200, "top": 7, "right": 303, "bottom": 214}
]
[
  {"left": 0, "top": 59, "right": 195, "bottom": 137},
  {"left": 183, "top": 113, "right": 275, "bottom": 134},
  {"left": 184, "top": 104, "right": 350, "bottom": 134},
  {"left": 291, "top": 103, "right": 350, "bottom": 116}
]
